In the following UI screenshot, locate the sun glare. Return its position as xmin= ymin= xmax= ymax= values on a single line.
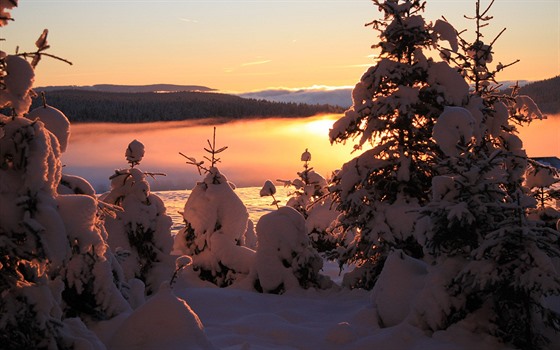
xmin=302 ymin=117 xmax=337 ymax=136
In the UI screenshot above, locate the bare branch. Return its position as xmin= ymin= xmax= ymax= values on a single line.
xmin=145 ymin=172 xmax=167 ymax=180
xmin=480 ymin=0 xmax=495 ymax=18
xmin=489 ymin=27 xmax=507 ymax=47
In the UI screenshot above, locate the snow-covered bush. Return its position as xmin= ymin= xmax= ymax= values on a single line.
xmin=277 ymin=149 xmax=339 ymax=253
xmin=173 ymin=167 xmax=255 ymax=287
xmin=253 ymin=206 xmax=333 ymax=293
xmin=525 ymin=160 xmax=560 ymax=229
xmin=0 ymin=6 xmax=129 ymax=347
xmin=329 ymin=0 xmax=467 ymax=289
xmin=174 ymin=129 xmax=255 ymax=287
xmin=100 ymin=140 xmax=174 ymax=295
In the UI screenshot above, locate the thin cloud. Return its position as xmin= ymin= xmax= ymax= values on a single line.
xmin=241 ymin=60 xmax=272 ymax=67
xmin=179 ymin=18 xmax=198 ymax=23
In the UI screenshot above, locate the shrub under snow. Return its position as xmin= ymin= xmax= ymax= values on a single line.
xmin=100 ymin=140 xmax=174 ymax=296
xmin=253 ymin=206 xmax=333 ymax=294
xmin=173 ymin=167 xmax=255 ymax=287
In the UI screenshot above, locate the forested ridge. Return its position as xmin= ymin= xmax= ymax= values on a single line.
xmin=517 ymin=75 xmax=560 ymax=114
xmin=28 ymin=89 xmax=344 ymax=123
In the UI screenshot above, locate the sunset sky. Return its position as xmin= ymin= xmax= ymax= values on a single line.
xmin=2 ymin=0 xmax=559 ymax=92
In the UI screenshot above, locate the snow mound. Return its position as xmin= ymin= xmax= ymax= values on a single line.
xmin=26 ymin=104 xmax=71 ymax=152
xmin=108 ymin=285 xmax=215 ymax=350
xmin=255 ymin=206 xmax=332 ymax=293
xmin=371 ymin=250 xmax=427 ymax=327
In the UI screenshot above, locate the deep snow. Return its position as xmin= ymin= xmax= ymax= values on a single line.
xmin=136 ymin=188 xmax=519 ymax=350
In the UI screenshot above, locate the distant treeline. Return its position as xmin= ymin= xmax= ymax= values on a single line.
xmin=517 ymin=76 xmax=560 ymax=115
xmin=27 ymin=90 xmax=344 ymax=123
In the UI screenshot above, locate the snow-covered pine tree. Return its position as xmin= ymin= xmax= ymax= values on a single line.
xmin=277 ymin=149 xmax=339 ymax=253
xmin=424 ymin=109 xmax=507 ymax=260
xmin=418 ymin=1 xmax=560 ymax=347
xmin=100 ymin=140 xmax=174 ymax=296
xmin=0 ymin=5 xmax=129 ymax=347
xmin=329 ymin=0 xmax=469 ymax=289
xmin=173 ymin=128 xmax=255 ymax=287
xmin=0 ymin=115 xmax=75 ymax=349
xmin=278 ymin=148 xmax=324 ymax=217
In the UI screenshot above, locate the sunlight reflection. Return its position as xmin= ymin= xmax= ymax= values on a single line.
xmin=301 ymin=117 xmax=337 ymax=136
xmin=516 ymin=114 xmax=560 ymax=158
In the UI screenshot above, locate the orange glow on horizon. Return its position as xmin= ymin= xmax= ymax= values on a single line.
xmin=62 ymin=113 xmax=559 ymax=192
xmin=62 ymin=115 xmax=358 ymax=191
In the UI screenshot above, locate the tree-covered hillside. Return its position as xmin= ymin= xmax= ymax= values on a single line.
xmin=27 ymin=90 xmax=343 ymax=123
xmin=517 ymin=76 xmax=560 ymax=115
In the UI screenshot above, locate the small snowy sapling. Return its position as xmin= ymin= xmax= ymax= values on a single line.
xmin=277 ymin=149 xmax=339 ymax=253
xmin=260 ymin=179 xmax=280 ymax=209
xmin=525 ymin=160 xmax=560 ymax=229
xmin=174 ymin=128 xmax=255 ymax=287
xmin=100 ymin=139 xmax=174 ymax=296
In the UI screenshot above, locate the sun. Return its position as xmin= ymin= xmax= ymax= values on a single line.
xmin=302 ymin=117 xmax=337 ymax=137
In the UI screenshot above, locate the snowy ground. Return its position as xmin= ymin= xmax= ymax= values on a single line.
xmin=174 ymin=286 xmax=509 ymax=350
xmin=131 ymin=188 xmax=514 ymax=350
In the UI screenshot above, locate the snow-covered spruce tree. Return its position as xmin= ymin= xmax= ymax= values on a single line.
xmin=0 ymin=116 xmax=75 ymax=349
xmin=417 ymin=1 xmax=560 ymax=348
xmin=329 ymin=0 xmax=468 ymax=289
xmin=99 ymin=140 xmax=174 ymax=296
xmin=277 ymin=149 xmax=339 ymax=253
xmin=423 ymin=108 xmax=507 ymax=260
xmin=278 ymin=148 xmax=325 ymax=217
xmin=173 ymin=128 xmax=255 ymax=287
xmin=0 ymin=5 xmax=129 ymax=347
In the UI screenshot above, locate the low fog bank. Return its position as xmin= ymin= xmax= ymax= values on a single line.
xmin=61 ymin=113 xmax=558 ymax=193
xmin=62 ymin=115 xmax=354 ymax=192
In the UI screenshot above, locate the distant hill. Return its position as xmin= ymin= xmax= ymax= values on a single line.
xmin=238 ymin=87 xmax=353 ymax=109
xmin=236 ymin=81 xmax=536 ymax=110
xmin=35 ymin=84 xmax=215 ymax=93
xmin=29 ymin=90 xmax=343 ymax=123
xmin=517 ymin=76 xmax=560 ymax=115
